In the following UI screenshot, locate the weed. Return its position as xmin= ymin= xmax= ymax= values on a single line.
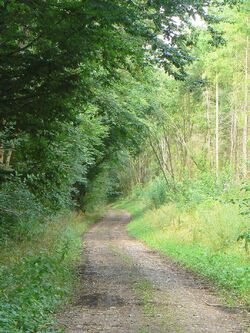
xmin=134 ymin=279 xmax=155 ymax=314
xmin=137 ymin=328 xmax=150 ymax=333
xmin=0 ymin=212 xmax=93 ymax=333
xmin=120 ymin=195 xmax=250 ymax=305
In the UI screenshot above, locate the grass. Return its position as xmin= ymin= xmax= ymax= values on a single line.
xmin=134 ymin=279 xmax=155 ymax=314
xmin=137 ymin=329 xmax=150 ymax=333
xmin=133 ymin=275 xmax=182 ymax=332
xmin=0 ymin=210 xmax=100 ymax=333
xmin=134 ymin=279 xmax=158 ymax=333
xmin=115 ymin=198 xmax=250 ymax=305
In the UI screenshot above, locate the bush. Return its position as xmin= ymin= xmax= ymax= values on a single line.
xmin=121 ymin=174 xmax=250 ymax=304
xmin=124 ymin=198 xmax=250 ymax=304
xmin=143 ymin=176 xmax=167 ymax=208
xmin=83 ymin=161 xmax=125 ymax=211
xmin=196 ymin=202 xmax=248 ymax=251
xmin=83 ymin=165 xmax=112 ymax=211
xmin=0 ymin=212 xmax=87 ymax=333
xmin=0 ymin=179 xmax=46 ymax=244
xmin=130 ymin=183 xmax=143 ymax=199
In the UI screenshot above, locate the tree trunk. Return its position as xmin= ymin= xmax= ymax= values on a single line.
xmin=230 ymin=108 xmax=237 ymax=174
xmin=242 ymin=35 xmax=249 ymax=178
xmin=205 ymin=88 xmax=211 ymax=167
xmin=215 ymin=76 xmax=219 ymax=180
xmin=164 ymin=131 xmax=175 ymax=180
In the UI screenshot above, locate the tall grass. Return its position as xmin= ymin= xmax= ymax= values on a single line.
xmin=0 ymin=212 xmax=96 ymax=333
xmin=116 ymin=175 xmax=250 ymax=305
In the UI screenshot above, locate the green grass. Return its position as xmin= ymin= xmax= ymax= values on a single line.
xmin=0 ymin=211 xmax=99 ymax=333
xmin=137 ymin=329 xmax=150 ymax=333
xmin=134 ymin=279 xmax=155 ymax=314
xmin=116 ymin=198 xmax=250 ymax=305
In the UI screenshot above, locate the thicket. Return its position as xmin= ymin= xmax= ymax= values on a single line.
xmin=0 ymin=212 xmax=94 ymax=333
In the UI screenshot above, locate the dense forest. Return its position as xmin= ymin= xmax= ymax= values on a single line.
xmin=0 ymin=1 xmax=249 ymax=332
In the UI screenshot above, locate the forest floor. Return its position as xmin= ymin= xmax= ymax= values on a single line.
xmin=57 ymin=209 xmax=249 ymax=333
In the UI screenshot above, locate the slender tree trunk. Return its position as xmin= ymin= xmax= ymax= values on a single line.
xmin=215 ymin=76 xmax=219 ymax=180
xmin=5 ymin=148 xmax=13 ymax=167
xmin=0 ymin=147 xmax=3 ymax=164
xmin=0 ymin=118 xmax=5 ymax=164
xmin=164 ymin=132 xmax=175 ymax=180
xmin=235 ymin=125 xmax=240 ymax=179
xmin=156 ymin=135 xmax=173 ymax=180
xmin=160 ymin=136 xmax=167 ymax=171
xmin=148 ymin=135 xmax=171 ymax=188
xmin=230 ymin=108 xmax=237 ymax=173
xmin=242 ymin=35 xmax=249 ymax=178
xmin=205 ymin=88 xmax=211 ymax=167
xmin=182 ymin=95 xmax=188 ymax=171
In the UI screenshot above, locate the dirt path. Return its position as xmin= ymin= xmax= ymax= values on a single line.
xmin=58 ymin=209 xmax=249 ymax=333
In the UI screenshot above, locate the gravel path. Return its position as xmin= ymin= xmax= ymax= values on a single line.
xmin=57 ymin=209 xmax=249 ymax=333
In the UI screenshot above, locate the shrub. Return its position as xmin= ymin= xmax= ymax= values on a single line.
xmin=121 ymin=173 xmax=250 ymax=304
xmin=0 ymin=179 xmax=46 ymax=244
xmin=0 ymin=213 xmax=87 ymax=333
xmin=143 ymin=176 xmax=167 ymax=208
xmin=131 ymin=183 xmax=144 ymax=199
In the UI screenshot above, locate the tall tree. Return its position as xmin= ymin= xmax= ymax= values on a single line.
xmin=242 ymin=34 xmax=249 ymax=178
xmin=215 ymin=75 xmax=220 ymax=179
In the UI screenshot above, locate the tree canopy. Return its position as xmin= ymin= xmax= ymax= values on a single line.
xmin=0 ymin=0 xmax=246 ymax=229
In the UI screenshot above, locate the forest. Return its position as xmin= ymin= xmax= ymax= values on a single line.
xmin=0 ymin=1 xmax=249 ymax=332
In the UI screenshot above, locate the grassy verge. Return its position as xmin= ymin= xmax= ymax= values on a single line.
xmin=0 ymin=210 xmax=100 ymax=333
xmin=115 ymin=199 xmax=250 ymax=305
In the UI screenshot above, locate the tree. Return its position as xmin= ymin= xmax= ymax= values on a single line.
xmin=0 ymin=0 xmax=243 ymax=221
xmin=242 ymin=34 xmax=249 ymax=178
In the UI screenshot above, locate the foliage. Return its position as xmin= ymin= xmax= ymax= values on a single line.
xmin=0 ymin=178 xmax=46 ymax=243
xmin=0 ymin=1 xmax=249 ymax=330
xmin=0 ymin=212 xmax=90 ymax=333
xmin=112 ymin=7 xmax=250 ymax=309
xmin=83 ymin=163 xmax=113 ymax=211
xmin=143 ymin=176 xmax=168 ymax=209
xmin=237 ymin=230 xmax=250 ymax=253
xmin=0 ymin=0 xmax=239 ymax=221
xmin=117 ymin=182 xmax=250 ymax=304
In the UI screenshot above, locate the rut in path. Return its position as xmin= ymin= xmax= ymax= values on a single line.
xmin=57 ymin=209 xmax=249 ymax=333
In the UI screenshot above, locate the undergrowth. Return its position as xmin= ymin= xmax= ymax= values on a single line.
xmin=115 ymin=175 xmax=250 ymax=305
xmin=0 ymin=211 xmax=98 ymax=333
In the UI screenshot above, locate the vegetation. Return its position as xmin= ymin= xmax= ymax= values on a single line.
xmin=0 ymin=0 xmax=249 ymax=331
xmin=0 ymin=0 xmax=242 ymax=222
xmin=0 ymin=211 xmax=99 ymax=333
xmin=113 ymin=3 xmax=250 ymax=306
xmin=116 ymin=176 xmax=250 ymax=304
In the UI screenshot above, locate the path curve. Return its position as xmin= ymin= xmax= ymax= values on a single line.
xmin=58 ymin=209 xmax=249 ymax=333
